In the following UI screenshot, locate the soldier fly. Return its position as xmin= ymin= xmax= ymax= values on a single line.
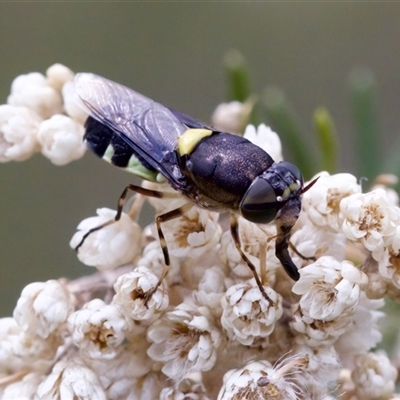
xmin=74 ymin=73 xmax=317 ymax=305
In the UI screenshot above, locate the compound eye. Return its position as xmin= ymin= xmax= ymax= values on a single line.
xmin=278 ymin=161 xmax=303 ymax=184
xmin=240 ymin=177 xmax=279 ymax=224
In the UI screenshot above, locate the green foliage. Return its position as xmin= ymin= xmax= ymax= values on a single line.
xmin=222 ymin=51 xmax=400 ymax=188
xmin=350 ymin=68 xmax=381 ymax=182
xmin=262 ymin=86 xmax=315 ymax=179
xmin=314 ymin=107 xmax=338 ymax=174
xmin=224 ymin=49 xmax=251 ymax=103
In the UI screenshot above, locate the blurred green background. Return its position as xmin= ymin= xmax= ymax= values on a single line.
xmin=1 ymin=3 xmax=400 ymax=316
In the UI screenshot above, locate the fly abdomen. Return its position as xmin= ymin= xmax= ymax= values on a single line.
xmin=84 ymin=116 xmax=159 ymax=181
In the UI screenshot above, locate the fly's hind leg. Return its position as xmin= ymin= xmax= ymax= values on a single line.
xmin=74 ymin=183 xmax=192 ymax=305
xmin=74 ymin=184 xmax=179 ymax=251
xmin=230 ymin=214 xmax=274 ymax=306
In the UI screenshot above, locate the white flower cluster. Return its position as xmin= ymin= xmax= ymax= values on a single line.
xmin=1 ymin=66 xmax=400 ymax=399
xmin=0 ymin=64 xmax=86 ymax=165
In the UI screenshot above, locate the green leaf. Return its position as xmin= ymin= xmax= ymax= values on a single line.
xmin=350 ymin=68 xmax=381 ymax=181
xmin=224 ymin=49 xmax=251 ymax=103
xmin=313 ymin=107 xmax=338 ymax=173
xmin=263 ymin=86 xmax=315 ymax=179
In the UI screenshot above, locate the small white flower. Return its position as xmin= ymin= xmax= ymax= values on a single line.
xmin=294 ymin=345 xmax=341 ymax=393
xmin=0 ymin=105 xmax=41 ymax=162
xmin=0 ymin=320 xmax=56 ymax=377
xmin=166 ymin=207 xmax=222 ymax=260
xmin=221 ymin=282 xmax=282 ymax=346
xmin=373 ymin=226 xmax=400 ymax=288
xmin=371 ymin=174 xmax=399 ymax=207
xmin=88 ymin=336 xmax=154 ymax=395
xmin=13 ymin=280 xmax=75 ymax=339
xmin=62 ymin=80 xmax=89 ymax=125
xmin=302 ymin=172 xmax=361 ymax=232
xmin=193 ymin=266 xmax=228 ymax=317
xmin=341 ymin=189 xmax=400 ymax=252
xmin=13 ymin=331 xmax=62 ymax=363
xmin=293 ymin=256 xmax=367 ymax=321
xmin=335 ymin=292 xmax=384 ymax=358
xmin=361 ymin=255 xmax=390 ymax=299
xmin=352 ymin=352 xmax=397 ymax=400
xmin=147 ymin=303 xmax=222 ymax=381
xmin=290 ymin=222 xmax=346 ymax=268
xmin=36 ymin=356 xmax=106 ymax=400
xmin=70 ymin=208 xmax=142 ymax=271
xmin=371 ymin=184 xmax=399 ymax=207
xmin=379 ymin=255 xmax=400 ymax=289
xmin=160 ymin=378 xmax=210 ymax=400
xmin=113 ymin=266 xmax=169 ymax=321
xmin=211 ymin=100 xmax=253 ymax=135
xmin=218 ymin=357 xmax=309 ymax=400
xmin=37 ymin=114 xmax=86 ymax=165
xmin=0 ymin=317 xmax=28 ymax=375
xmin=336 ymin=368 xmax=357 ymax=400
xmin=2 ymin=372 xmax=43 ymax=400
xmin=7 ymin=72 xmax=63 ymax=119
xmin=290 ymin=303 xmax=350 ymax=348
xmin=105 ymin=371 xmax=167 ymax=400
xmin=243 ymin=124 xmax=283 ymax=162
xmin=46 ymin=63 xmax=74 ymax=92
xmin=67 ymin=298 xmax=131 ymax=360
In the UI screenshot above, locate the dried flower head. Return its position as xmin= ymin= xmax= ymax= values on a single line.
xmin=37 ymin=114 xmax=86 ymax=165
xmin=147 ymin=303 xmax=222 ymax=381
xmin=69 ymin=208 xmax=142 ymax=271
xmin=302 ymin=172 xmax=361 ymax=232
xmin=211 ymin=99 xmax=254 ymax=135
xmin=221 ymin=282 xmax=282 ymax=346
xmin=0 ymin=105 xmax=41 ymax=162
xmin=7 ymin=71 xmax=63 ymax=119
xmin=1 ymin=65 xmax=400 ymax=399
xmin=13 ymin=279 xmax=75 ymax=339
xmin=67 ymin=298 xmax=132 ymax=360
xmin=218 ymin=355 xmax=309 ymax=400
xmin=352 ymin=352 xmax=398 ymax=400
xmin=113 ymin=266 xmax=169 ymax=320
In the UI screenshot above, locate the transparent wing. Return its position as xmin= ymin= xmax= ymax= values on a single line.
xmin=75 ymin=73 xmax=204 ymax=188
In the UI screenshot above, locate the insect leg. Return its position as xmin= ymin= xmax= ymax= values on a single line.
xmin=274 ymin=197 xmax=301 ymax=281
xmin=272 ymin=177 xmax=319 ymax=278
xmin=143 ymin=202 xmax=193 ymax=304
xmin=288 ymin=242 xmax=316 ymax=262
xmin=230 ymin=214 xmax=274 ymax=306
xmin=155 ymin=202 xmax=193 ymax=265
xmin=75 ymin=184 xmax=178 ymax=251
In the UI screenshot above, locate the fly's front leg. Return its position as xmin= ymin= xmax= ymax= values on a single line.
xmin=288 ymin=241 xmax=316 ymax=262
xmin=274 ymin=197 xmax=301 ymax=281
xmin=74 ymin=184 xmax=178 ymax=251
xmin=230 ymin=214 xmax=274 ymax=306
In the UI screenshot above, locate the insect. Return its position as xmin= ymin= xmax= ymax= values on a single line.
xmin=74 ymin=73 xmax=317 ymax=305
